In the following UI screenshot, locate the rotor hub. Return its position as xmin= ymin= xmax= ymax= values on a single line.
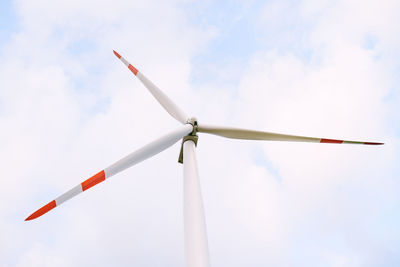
xmin=179 ymin=117 xmax=199 ymax=163
xmin=186 ymin=117 xmax=198 ymax=136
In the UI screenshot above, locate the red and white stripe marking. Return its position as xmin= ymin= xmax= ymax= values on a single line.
xmin=25 ymin=171 xmax=107 ymax=221
xmin=113 ymin=50 xmax=189 ymax=124
xmin=113 ymin=50 xmax=138 ymax=75
xmin=25 ymin=125 xmax=194 ymax=221
xmin=320 ymin=138 xmax=383 ymax=145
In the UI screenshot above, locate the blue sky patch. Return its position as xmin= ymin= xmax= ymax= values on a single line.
xmin=0 ymin=0 xmax=17 ymax=49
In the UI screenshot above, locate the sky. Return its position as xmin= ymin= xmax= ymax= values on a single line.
xmin=1 ymin=0 xmax=399 ymax=266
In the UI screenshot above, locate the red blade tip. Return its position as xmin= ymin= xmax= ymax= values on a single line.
xmin=364 ymin=142 xmax=384 ymax=145
xmin=113 ymin=50 xmax=121 ymax=59
xmin=25 ymin=200 xmax=56 ymax=221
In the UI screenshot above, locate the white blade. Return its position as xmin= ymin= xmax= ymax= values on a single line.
xmin=197 ymin=123 xmax=384 ymax=145
xmin=114 ymin=50 xmax=188 ymax=124
xmin=25 ymin=124 xmax=193 ymax=221
xmin=183 ymin=139 xmax=211 ymax=267
xmin=105 ymin=124 xmax=193 ymax=177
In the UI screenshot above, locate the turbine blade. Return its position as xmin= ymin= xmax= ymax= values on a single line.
xmin=25 ymin=124 xmax=193 ymax=221
xmin=113 ymin=50 xmax=188 ymax=124
xmin=197 ymin=124 xmax=384 ymax=145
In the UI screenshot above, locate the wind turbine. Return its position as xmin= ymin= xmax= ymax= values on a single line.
xmin=26 ymin=50 xmax=383 ymax=267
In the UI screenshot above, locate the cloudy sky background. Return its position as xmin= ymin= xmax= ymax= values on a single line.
xmin=1 ymin=0 xmax=399 ymax=266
